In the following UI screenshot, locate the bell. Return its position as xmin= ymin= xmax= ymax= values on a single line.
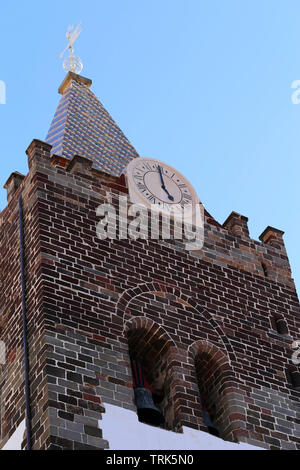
xmin=202 ymin=408 xmax=220 ymax=437
xmin=200 ymin=394 xmax=220 ymax=438
xmin=134 ymin=387 xmax=165 ymax=426
xmin=131 ymin=360 xmax=165 ymax=426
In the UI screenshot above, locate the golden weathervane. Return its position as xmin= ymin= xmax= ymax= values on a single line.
xmin=60 ymin=23 xmax=83 ymax=74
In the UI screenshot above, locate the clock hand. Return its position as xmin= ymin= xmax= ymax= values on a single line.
xmin=165 ymin=190 xmax=174 ymax=201
xmin=157 ymin=166 xmax=174 ymax=201
xmin=157 ymin=165 xmax=165 ymax=187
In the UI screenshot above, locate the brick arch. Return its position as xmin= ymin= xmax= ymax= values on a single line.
xmin=115 ymin=280 xmax=207 ymax=317
xmin=124 ymin=316 xmax=176 ymax=349
xmin=116 ymin=281 xmax=168 ymax=318
xmin=188 ymin=339 xmax=231 ymax=368
xmin=119 ymin=284 xmax=247 ymax=439
xmin=116 ymin=281 xmax=237 ymax=365
xmin=187 ymin=339 xmax=247 ymax=443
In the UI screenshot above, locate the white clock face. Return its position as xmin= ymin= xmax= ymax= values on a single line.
xmin=126 ymin=158 xmax=198 ymax=214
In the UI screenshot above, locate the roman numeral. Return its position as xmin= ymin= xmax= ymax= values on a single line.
xmin=181 ymin=200 xmax=190 ymax=206
xmin=147 ymin=194 xmax=156 ymax=203
xmin=142 ymin=163 xmax=152 ymax=171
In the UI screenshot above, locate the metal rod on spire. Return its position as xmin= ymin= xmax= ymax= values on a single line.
xmin=60 ymin=23 xmax=83 ymax=75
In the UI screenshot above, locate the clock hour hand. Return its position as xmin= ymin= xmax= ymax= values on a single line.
xmin=157 ymin=166 xmax=174 ymax=201
xmin=164 ymin=190 xmax=174 ymax=201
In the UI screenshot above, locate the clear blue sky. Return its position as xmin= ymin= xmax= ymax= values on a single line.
xmin=0 ymin=1 xmax=299 ymax=294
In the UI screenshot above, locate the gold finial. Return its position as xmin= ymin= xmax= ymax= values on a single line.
xmin=60 ymin=23 xmax=83 ymax=75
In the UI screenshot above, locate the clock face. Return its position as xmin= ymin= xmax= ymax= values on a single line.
xmin=126 ymin=158 xmax=199 ymax=214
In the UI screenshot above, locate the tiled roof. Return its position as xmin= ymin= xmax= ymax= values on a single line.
xmin=46 ymin=72 xmax=139 ymax=176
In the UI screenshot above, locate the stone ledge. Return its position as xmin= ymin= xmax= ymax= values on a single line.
xmin=58 ymin=72 xmax=92 ymax=95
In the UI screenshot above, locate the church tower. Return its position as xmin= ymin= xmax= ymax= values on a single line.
xmin=0 ymin=70 xmax=299 ymax=451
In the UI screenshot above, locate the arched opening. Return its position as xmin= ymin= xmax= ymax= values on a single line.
xmin=261 ymin=262 xmax=268 ymax=277
xmin=194 ymin=350 xmax=224 ymax=437
xmin=286 ymin=366 xmax=300 ymax=389
xmin=191 ymin=341 xmax=245 ymax=442
xmin=126 ymin=319 xmax=177 ymax=430
xmin=271 ymin=314 xmax=288 ymax=335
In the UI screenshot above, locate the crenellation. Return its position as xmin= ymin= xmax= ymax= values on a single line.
xmin=223 ymin=211 xmax=250 ymax=238
xmin=0 ymin=74 xmax=299 ymax=451
xmin=26 ymin=139 xmax=52 ymax=170
xmin=3 ymin=172 xmax=26 ymax=203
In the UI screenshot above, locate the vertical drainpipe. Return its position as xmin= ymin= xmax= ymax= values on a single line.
xmin=18 ymin=196 xmax=32 ymax=450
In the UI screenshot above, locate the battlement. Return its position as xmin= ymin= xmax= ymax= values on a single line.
xmin=0 ymin=138 xmax=299 ymax=450
xmin=2 ymin=139 xmax=295 ymax=289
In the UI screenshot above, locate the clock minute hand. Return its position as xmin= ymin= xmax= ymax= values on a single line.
xmin=157 ymin=165 xmax=165 ymax=187
xmin=157 ymin=166 xmax=174 ymax=201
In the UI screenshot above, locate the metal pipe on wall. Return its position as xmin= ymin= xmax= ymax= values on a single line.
xmin=18 ymin=197 xmax=32 ymax=450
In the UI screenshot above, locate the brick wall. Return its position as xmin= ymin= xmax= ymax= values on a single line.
xmin=0 ymin=140 xmax=299 ymax=450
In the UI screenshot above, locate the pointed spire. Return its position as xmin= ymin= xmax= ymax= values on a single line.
xmin=46 ymin=72 xmax=139 ymax=176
